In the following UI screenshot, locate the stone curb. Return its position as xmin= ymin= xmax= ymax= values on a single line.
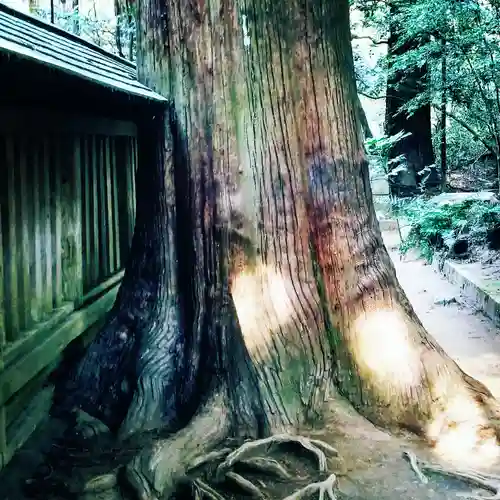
xmin=434 ymin=259 xmax=500 ymax=328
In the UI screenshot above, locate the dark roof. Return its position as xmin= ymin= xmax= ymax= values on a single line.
xmin=0 ymin=2 xmax=167 ymax=102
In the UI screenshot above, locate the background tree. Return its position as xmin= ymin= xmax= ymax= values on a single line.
xmin=29 ymin=0 xmax=500 ymax=499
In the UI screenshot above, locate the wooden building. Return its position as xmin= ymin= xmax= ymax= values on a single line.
xmin=0 ymin=3 xmax=166 ymax=469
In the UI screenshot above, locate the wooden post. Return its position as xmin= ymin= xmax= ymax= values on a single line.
xmin=111 ymin=138 xmax=121 ymax=272
xmin=19 ymin=139 xmax=32 ymax=331
xmin=5 ymin=138 xmax=19 ymax=341
xmin=41 ymin=139 xmax=53 ymax=316
xmin=61 ymin=137 xmax=83 ymax=305
xmin=91 ymin=136 xmax=100 ymax=287
xmin=116 ymin=138 xmax=131 ymax=265
xmin=99 ymin=138 xmax=109 ymax=279
xmin=52 ymin=140 xmax=63 ymax=308
xmin=82 ymin=136 xmax=91 ymax=292
xmin=32 ymin=141 xmax=44 ymax=324
xmin=130 ymin=137 xmax=137 ymax=239
xmin=0 ymin=196 xmax=7 ymax=470
xmin=105 ymin=138 xmax=115 ymax=275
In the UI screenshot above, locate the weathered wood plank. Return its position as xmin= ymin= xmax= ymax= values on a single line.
xmin=91 ymin=136 xmax=100 ymax=287
xmin=98 ymin=138 xmax=109 ymax=279
xmin=0 ymin=147 xmax=5 ymax=347
xmin=31 ymin=141 xmax=44 ymax=324
xmin=41 ymin=138 xmax=53 ymax=316
xmin=82 ymin=136 xmax=91 ymax=292
xmin=110 ymin=138 xmax=121 ymax=271
xmin=18 ymin=138 xmax=31 ymax=331
xmin=105 ymin=138 xmax=115 ymax=275
xmin=80 ymin=270 xmax=124 ymax=307
xmin=5 ymin=361 xmax=56 ymax=428
xmin=4 ymin=303 xmax=74 ymax=369
xmin=4 ymin=386 xmax=54 ymax=467
xmin=52 ymin=140 xmax=63 ymax=308
xmin=130 ymin=137 xmax=137 ymax=239
xmin=0 ymin=177 xmax=6 ymax=469
xmin=5 ymin=137 xmax=19 ymax=341
xmin=116 ymin=138 xmax=131 ymax=263
xmin=0 ymin=284 xmax=120 ymax=407
xmin=61 ymin=137 xmax=83 ymax=304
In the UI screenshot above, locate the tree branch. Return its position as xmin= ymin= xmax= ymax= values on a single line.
xmin=351 ymin=35 xmax=388 ymax=45
xmin=431 ymin=105 xmax=497 ymax=155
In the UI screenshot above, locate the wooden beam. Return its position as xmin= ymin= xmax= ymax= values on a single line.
xmin=32 ymin=140 xmax=44 ymax=324
xmin=110 ymin=138 xmax=121 ymax=272
xmin=0 ymin=283 xmax=119 ymax=407
xmin=0 ymin=108 xmax=138 ymax=138
xmin=105 ymin=138 xmax=115 ymax=275
xmin=61 ymin=136 xmax=83 ymax=304
xmin=82 ymin=136 xmax=91 ymax=292
xmin=0 ymin=195 xmax=6 ymax=469
xmin=98 ymin=138 xmax=109 ymax=279
xmin=41 ymin=138 xmax=53 ymax=317
xmin=91 ymin=136 xmax=100 ymax=287
xmin=5 ymin=137 xmax=19 ymax=340
xmin=52 ymin=141 xmax=63 ymax=308
xmin=18 ymin=138 xmax=32 ymax=331
xmin=3 ymin=386 xmax=53 ymax=468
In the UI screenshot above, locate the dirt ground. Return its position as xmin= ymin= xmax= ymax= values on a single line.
xmin=2 ymin=229 xmax=500 ymax=499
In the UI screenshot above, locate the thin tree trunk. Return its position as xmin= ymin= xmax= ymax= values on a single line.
xmin=385 ymin=1 xmax=437 ymax=196
xmin=440 ymin=38 xmax=447 ymax=192
xmin=114 ymin=0 xmax=124 ymax=58
xmin=357 ymin=95 xmax=373 ymax=139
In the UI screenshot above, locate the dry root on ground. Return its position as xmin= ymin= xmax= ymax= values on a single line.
xmin=404 ymin=450 xmax=500 ymax=500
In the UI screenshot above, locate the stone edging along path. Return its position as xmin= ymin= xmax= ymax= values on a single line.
xmin=434 ymin=259 xmax=500 ymax=329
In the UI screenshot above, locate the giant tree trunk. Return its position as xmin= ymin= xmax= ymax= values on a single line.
xmin=385 ymin=2 xmax=437 ymax=197
xmin=32 ymin=0 xmax=500 ymax=498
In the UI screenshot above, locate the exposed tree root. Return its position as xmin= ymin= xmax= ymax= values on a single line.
xmin=216 ymin=433 xmax=338 ymax=479
xmin=404 ymin=450 xmax=500 ymax=499
xmin=193 ymin=434 xmax=339 ymax=499
xmin=283 ymin=473 xmax=338 ymax=500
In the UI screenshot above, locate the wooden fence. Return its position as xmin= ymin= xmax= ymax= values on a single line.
xmin=0 ymin=108 xmax=137 ymax=468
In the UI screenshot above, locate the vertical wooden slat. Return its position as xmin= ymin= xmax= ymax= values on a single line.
xmin=82 ymin=137 xmax=91 ymax=292
xmin=116 ymin=138 xmax=131 ymax=264
xmin=61 ymin=136 xmax=83 ymax=305
xmin=130 ymin=137 xmax=137 ymax=238
xmin=105 ymin=138 xmax=115 ymax=275
xmin=99 ymin=138 xmax=109 ymax=279
xmin=0 ymin=180 xmax=7 ymax=470
xmin=32 ymin=142 xmax=43 ymax=324
xmin=5 ymin=138 xmax=19 ymax=341
xmin=41 ymin=138 xmax=53 ymax=316
xmin=110 ymin=138 xmax=121 ymax=271
xmin=19 ymin=139 xmax=31 ymax=331
xmin=52 ymin=140 xmax=63 ymax=308
xmin=91 ymin=136 xmax=100 ymax=286
xmin=0 ymin=157 xmax=5 ymax=347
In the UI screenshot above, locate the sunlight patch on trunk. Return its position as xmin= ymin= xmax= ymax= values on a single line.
xmin=352 ymin=309 xmax=422 ymax=388
xmin=427 ymin=390 xmax=499 ymax=468
xmin=231 ymin=265 xmax=296 ymax=353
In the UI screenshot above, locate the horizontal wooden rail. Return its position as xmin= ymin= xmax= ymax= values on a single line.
xmin=0 ymin=108 xmax=137 ymax=137
xmin=0 ymin=282 xmax=120 ymax=407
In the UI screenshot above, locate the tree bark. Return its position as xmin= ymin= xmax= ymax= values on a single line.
xmin=385 ymin=1 xmax=437 ymax=197
xmin=34 ymin=0 xmax=500 ymax=498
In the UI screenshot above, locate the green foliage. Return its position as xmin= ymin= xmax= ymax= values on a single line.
xmin=395 ymin=197 xmax=500 ymax=261
xmin=353 ymin=0 xmax=500 ymax=186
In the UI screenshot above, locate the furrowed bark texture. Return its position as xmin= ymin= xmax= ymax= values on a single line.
xmin=56 ymin=2 xmax=500 ymax=493
xmin=233 ymin=0 xmax=500 ymax=446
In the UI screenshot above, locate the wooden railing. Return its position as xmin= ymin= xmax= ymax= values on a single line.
xmin=0 ymin=109 xmax=137 ymax=468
